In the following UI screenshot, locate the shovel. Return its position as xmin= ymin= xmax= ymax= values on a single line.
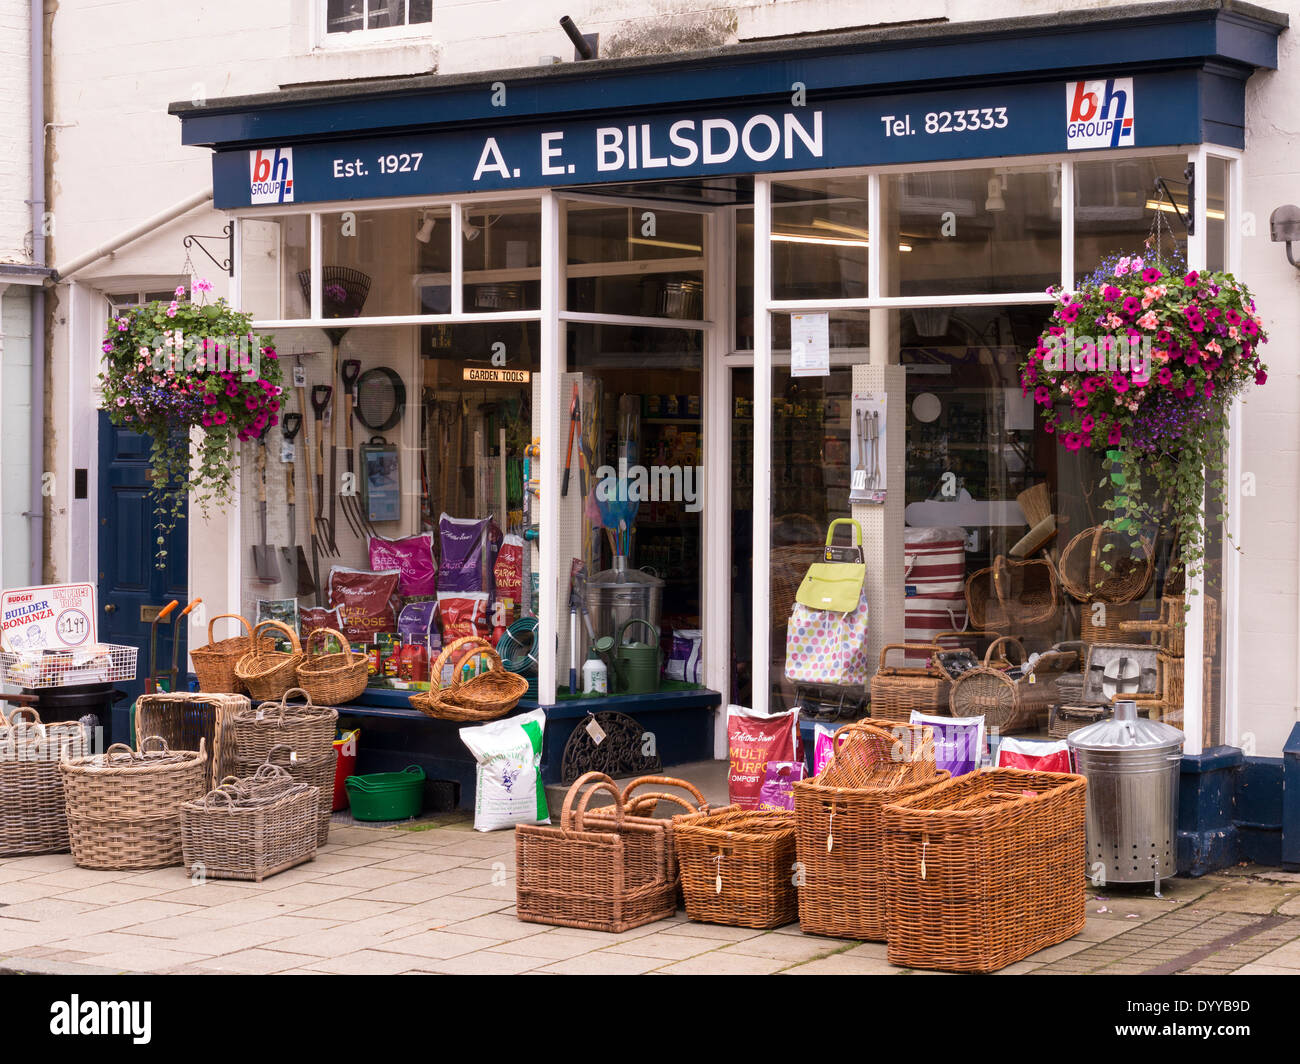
xmin=279 ymin=413 xmax=315 ymax=597
xmin=251 ymin=435 xmax=280 ymax=583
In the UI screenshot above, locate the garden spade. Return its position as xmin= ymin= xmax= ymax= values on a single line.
xmin=279 ymin=413 xmax=314 ymax=597
xmin=251 ymin=432 xmax=280 ymax=583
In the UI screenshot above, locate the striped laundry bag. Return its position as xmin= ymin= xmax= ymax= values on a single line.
xmin=903 ymin=529 xmax=968 ymax=664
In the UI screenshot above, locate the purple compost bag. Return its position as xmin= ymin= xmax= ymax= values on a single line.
xmin=438 ymin=514 xmax=493 ymax=594
xmin=757 ymin=761 xmax=806 ymax=812
xmin=908 ymin=711 xmax=986 ymax=777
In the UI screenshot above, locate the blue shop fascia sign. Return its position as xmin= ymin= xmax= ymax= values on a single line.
xmin=216 ymin=68 xmax=1209 ymax=210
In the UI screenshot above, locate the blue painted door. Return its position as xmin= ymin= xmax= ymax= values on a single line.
xmin=97 ymin=411 xmax=189 ymax=716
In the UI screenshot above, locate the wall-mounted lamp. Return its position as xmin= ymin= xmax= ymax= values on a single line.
xmin=1269 ymin=204 xmax=1300 ymax=269
xmin=415 ymin=212 xmax=437 ymax=244
xmin=462 ymin=217 xmax=481 ymax=242
xmin=985 ymin=175 xmax=1007 ymax=213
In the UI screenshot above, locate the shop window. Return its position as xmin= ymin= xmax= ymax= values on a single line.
xmin=325 ymin=0 xmax=432 ymax=34
xmin=880 ymin=164 xmax=1061 ymax=296
xmin=553 ymin=323 xmax=706 ymax=699
xmin=771 ymin=176 xmax=869 ymax=301
xmin=565 ymin=203 xmax=705 ymax=319
xmin=1206 ymin=155 xmax=1229 ymax=273
xmin=318 ymin=208 xmax=441 ymax=319
xmin=462 ymin=201 xmax=541 ymax=314
xmin=238 ymin=321 xmax=536 ymax=693
xmin=1074 ymin=154 xmax=1189 ymax=276
xmin=734 ymin=206 xmax=754 ymax=350
xmin=239 ymin=215 xmax=311 ymax=321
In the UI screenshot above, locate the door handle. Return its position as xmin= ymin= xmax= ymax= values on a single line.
xmin=104 ymin=604 xmax=117 ymax=614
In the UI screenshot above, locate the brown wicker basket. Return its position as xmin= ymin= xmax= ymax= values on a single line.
xmin=234 ymin=744 xmax=335 ymax=847
xmin=295 ymin=628 xmax=368 ymax=705
xmin=771 ymin=543 xmax=824 ymax=628
xmin=794 ymin=722 xmax=948 ymax=940
xmin=234 ymin=620 xmax=304 ymax=703
xmin=1079 ymin=599 xmax=1141 ymax=647
xmin=229 ymin=688 xmax=338 ymax=766
xmin=965 ymin=555 xmax=1060 ymax=636
xmin=672 ymin=806 xmax=798 ymax=929
xmin=60 ymin=736 xmax=208 ymax=870
xmin=181 ymin=764 xmax=319 ymax=882
xmin=881 ymin=768 xmax=1087 ymax=973
xmin=0 ymin=708 xmax=90 ymax=856
xmin=869 ymin=643 xmax=951 ymax=721
xmin=1058 ymin=526 xmax=1154 ymax=604
xmin=515 ymin=772 xmax=677 ymax=933
xmin=411 ymin=636 xmax=529 ymax=722
xmin=191 ymin=614 xmax=266 ymax=694
xmin=949 ymin=636 xmax=1077 ymax=731
xmin=134 ymin=692 xmax=245 ymax=792
xmin=1119 ymin=595 xmax=1219 ymax=657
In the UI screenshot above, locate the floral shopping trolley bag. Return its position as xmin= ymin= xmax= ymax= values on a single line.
xmin=784 ymin=518 xmax=870 ymax=686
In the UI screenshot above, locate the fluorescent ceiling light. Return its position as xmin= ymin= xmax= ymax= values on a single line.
xmin=627 ymin=237 xmax=703 ymax=253
xmin=1145 ymin=199 xmax=1225 ymax=221
xmin=772 ymin=233 xmax=911 ymax=251
xmin=812 ymin=218 xmax=871 ymax=240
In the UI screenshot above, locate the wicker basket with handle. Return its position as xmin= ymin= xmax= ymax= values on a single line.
xmin=881 ymin=768 xmax=1087 ymax=973
xmin=794 ymin=721 xmax=948 ymax=940
xmin=410 ymin=636 xmax=529 ymax=723
xmin=234 ymin=620 xmax=305 ymax=703
xmin=869 ymin=643 xmax=952 ymax=721
xmin=230 ymin=688 xmax=338 ymax=766
xmin=233 ymin=744 xmax=335 ymax=847
xmin=134 ymin=691 xmax=245 ymax=793
xmin=180 ymin=764 xmax=319 ymax=882
xmin=671 ymin=806 xmax=798 ymax=929
xmin=515 ymin=772 xmax=677 ymax=933
xmin=191 ymin=614 xmax=267 ymax=695
xmin=948 ymin=636 xmax=1076 ymax=731
xmin=59 ymin=736 xmax=208 ymax=870
xmin=0 ymin=706 xmax=90 ymax=856
xmin=295 ymin=628 xmax=368 ymax=705
xmin=1058 ymin=525 xmax=1154 ymax=605
xmin=965 ymin=555 xmax=1060 ymax=636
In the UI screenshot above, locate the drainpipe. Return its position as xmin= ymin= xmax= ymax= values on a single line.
xmin=28 ymin=0 xmax=45 ymax=585
xmin=53 ymin=187 xmax=213 ymax=281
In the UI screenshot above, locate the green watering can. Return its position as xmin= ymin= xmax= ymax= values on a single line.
xmin=614 ymin=618 xmax=661 ymax=694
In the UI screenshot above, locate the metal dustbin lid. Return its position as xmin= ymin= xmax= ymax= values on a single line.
xmin=1067 ymin=700 xmax=1184 ymax=753
xmin=589 ymin=566 xmax=664 ymax=590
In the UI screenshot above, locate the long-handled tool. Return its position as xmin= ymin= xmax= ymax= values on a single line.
xmin=169 ymin=598 xmax=201 ymax=693
xmin=310 ymin=384 xmax=338 ymax=556
xmin=146 ymin=599 xmax=179 ymax=694
xmin=561 ymin=381 xmax=579 ymax=498
xmin=339 ymin=358 xmax=371 ymax=539
xmin=297 ymin=382 xmax=323 ymax=601
xmin=327 ymin=342 xmax=341 ymax=552
xmin=252 ymin=430 xmax=280 ymax=583
xmin=279 ymin=413 xmax=314 ymax=596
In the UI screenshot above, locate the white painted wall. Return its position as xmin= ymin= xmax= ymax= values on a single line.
xmin=0 ymin=0 xmax=32 ymax=265
xmin=42 ymin=0 xmax=1300 ymax=751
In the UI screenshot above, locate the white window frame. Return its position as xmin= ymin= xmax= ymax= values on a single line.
xmin=315 ymin=0 xmax=432 ymax=50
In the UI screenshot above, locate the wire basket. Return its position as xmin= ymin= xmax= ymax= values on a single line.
xmin=0 ymin=644 xmax=137 ymax=689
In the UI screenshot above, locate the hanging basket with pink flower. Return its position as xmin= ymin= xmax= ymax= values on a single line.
xmin=98 ymin=281 xmax=283 ymax=567
xmin=1020 ymin=249 xmax=1267 ymax=582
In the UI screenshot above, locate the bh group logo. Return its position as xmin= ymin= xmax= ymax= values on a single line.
xmin=249 ymin=147 xmax=294 ymax=204
xmin=1066 ymin=78 xmax=1135 ymax=150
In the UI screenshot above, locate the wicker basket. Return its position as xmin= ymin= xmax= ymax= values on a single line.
xmin=794 ymin=722 xmax=948 ymax=940
xmin=949 ymin=636 xmax=1076 ymax=731
xmin=1079 ymin=599 xmax=1140 ymax=647
xmin=882 ymin=768 xmax=1088 ymax=973
xmin=672 ymin=806 xmax=798 ymax=929
xmin=234 ymin=744 xmax=335 ymax=847
xmin=134 ymin=692 xmax=245 ymax=792
xmin=0 ymin=708 xmax=89 ymax=856
xmin=869 ymin=643 xmax=951 ymax=722
xmin=191 ymin=614 xmax=266 ymax=694
xmin=965 ymin=555 xmax=1060 ymax=636
xmin=1119 ymin=595 xmax=1219 ymax=657
xmin=411 ymin=636 xmax=529 ymax=723
xmin=234 ymin=620 xmax=304 ymax=703
xmin=295 ymin=628 xmax=368 ymax=705
xmin=60 ymin=736 xmax=208 ymax=870
xmin=771 ymin=543 xmax=824 ymax=628
xmin=515 ymin=772 xmax=677 ymax=933
xmin=181 ymin=765 xmax=319 ymax=882
xmin=1058 ymin=526 xmax=1154 ymax=605
xmin=230 ymin=688 xmax=338 ymax=766
xmin=580 ymin=775 xmax=710 ymax=900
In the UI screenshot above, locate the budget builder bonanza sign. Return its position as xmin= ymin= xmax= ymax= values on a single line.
xmin=211 ymin=72 xmax=1195 ymax=209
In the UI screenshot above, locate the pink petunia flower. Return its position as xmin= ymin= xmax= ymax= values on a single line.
xmin=1137 ymin=311 xmax=1158 ymax=331
xmin=1141 ymin=267 xmax=1163 ymax=283
xmin=1183 ymin=271 xmax=1200 ymax=287
xmin=1107 ymin=424 xmax=1123 ymax=446
xmin=1111 ymin=373 xmax=1130 ymax=393
xmin=1256 ymin=367 xmax=1268 ymax=385
xmin=1034 ymin=386 xmax=1051 ymax=405
xmin=1080 ymin=414 xmax=1095 ymax=433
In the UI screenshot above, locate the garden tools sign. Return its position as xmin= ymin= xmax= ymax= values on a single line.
xmin=0 ymin=584 xmax=98 ymax=652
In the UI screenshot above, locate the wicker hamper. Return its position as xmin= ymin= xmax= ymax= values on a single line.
xmin=515 ymin=772 xmax=677 ymax=933
xmin=881 ymin=768 xmax=1088 ymax=973
xmin=134 ymin=692 xmax=245 ymax=792
xmin=60 ymin=737 xmax=208 ymax=870
xmin=229 ymin=688 xmax=338 ymax=766
xmin=949 ymin=636 xmax=1076 ymax=731
xmin=295 ymin=628 xmax=369 ymax=706
xmin=0 ymin=708 xmax=89 ymax=856
xmin=794 ymin=721 xmax=948 ymax=940
xmin=869 ymin=644 xmax=951 ymax=722
xmin=191 ymin=614 xmax=267 ymax=694
xmin=181 ymin=764 xmax=319 ymax=882
xmin=672 ymin=806 xmax=798 ymax=929
xmin=235 ymin=744 xmax=335 ymax=847
xmin=233 ymin=620 xmax=304 ymax=703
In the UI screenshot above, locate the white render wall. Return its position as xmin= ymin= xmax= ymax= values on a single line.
xmin=0 ymin=0 xmax=31 ymax=265
xmin=42 ymin=0 xmax=1300 ymax=752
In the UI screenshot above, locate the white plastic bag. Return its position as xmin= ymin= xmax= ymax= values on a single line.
xmin=460 ymin=708 xmax=550 ymax=832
